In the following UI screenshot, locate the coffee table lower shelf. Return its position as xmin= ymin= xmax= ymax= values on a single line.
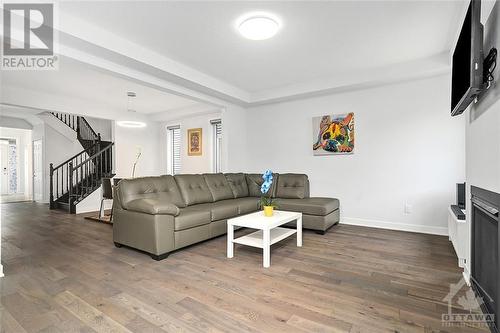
xmin=227 ymin=210 xmax=302 ymax=268
xmin=233 ymin=227 xmax=296 ymax=248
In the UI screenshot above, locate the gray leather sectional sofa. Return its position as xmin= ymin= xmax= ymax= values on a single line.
xmin=113 ymin=173 xmax=339 ymax=260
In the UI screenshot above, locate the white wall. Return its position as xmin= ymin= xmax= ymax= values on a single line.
xmin=30 ymin=122 xmax=83 ymax=203
xmin=221 ymin=104 xmax=248 ymax=172
xmin=31 ymin=123 xmax=45 ymax=201
xmin=165 ymin=112 xmax=222 ymax=174
xmin=0 ymin=127 xmax=33 ymax=197
xmin=113 ymin=120 xmax=165 ymax=178
xmin=463 ymin=0 xmax=500 ymax=280
xmin=85 ymin=116 xmax=113 ymax=141
xmin=245 ymin=75 xmax=465 ymax=235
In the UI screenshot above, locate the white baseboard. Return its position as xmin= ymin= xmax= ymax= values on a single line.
xmin=0 ymin=264 xmax=4 ymax=278
xmin=341 ymin=217 xmax=448 ymax=236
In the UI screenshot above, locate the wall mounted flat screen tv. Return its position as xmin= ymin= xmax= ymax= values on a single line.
xmin=451 ymin=0 xmax=484 ymax=116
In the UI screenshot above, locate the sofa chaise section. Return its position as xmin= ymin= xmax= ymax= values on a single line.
xmin=278 ymin=197 xmax=340 ymax=234
xmin=273 ymin=174 xmax=339 ymax=234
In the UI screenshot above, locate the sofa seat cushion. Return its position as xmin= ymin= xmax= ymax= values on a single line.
xmin=188 ymin=200 xmax=240 ymax=221
xmin=175 ymin=207 xmax=211 ymax=231
xmin=209 ymin=200 xmax=240 ymax=221
xmin=277 ymin=197 xmax=339 ymax=216
xmin=232 ymin=197 xmax=259 ymax=215
xmin=225 ymin=173 xmax=249 ymax=198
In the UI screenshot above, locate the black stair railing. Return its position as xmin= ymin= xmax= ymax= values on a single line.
xmin=77 ymin=116 xmax=99 ymax=142
xmin=51 ymin=111 xmax=100 ymax=150
xmin=50 ymin=142 xmax=114 ymax=213
xmin=48 ymin=111 xmax=114 ymax=213
xmin=69 ymin=143 xmax=114 ymax=208
xmin=51 ymin=112 xmax=78 ymax=131
xmin=49 ymin=142 xmax=99 ymax=208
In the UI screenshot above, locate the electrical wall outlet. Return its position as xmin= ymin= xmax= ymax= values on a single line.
xmin=404 ymin=203 xmax=412 ymax=214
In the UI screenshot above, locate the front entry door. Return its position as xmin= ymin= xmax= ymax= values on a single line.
xmin=0 ymin=140 xmax=9 ymax=195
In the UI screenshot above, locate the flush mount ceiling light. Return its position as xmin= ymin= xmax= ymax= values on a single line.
xmin=236 ymin=12 xmax=281 ymax=40
xmin=117 ymin=121 xmax=147 ymax=128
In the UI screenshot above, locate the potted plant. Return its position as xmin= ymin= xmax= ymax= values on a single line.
xmin=259 ymin=170 xmax=277 ymax=217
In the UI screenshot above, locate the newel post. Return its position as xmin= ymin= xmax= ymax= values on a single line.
xmin=49 ymin=163 xmax=54 ymax=209
xmin=76 ymin=116 xmax=80 ymax=139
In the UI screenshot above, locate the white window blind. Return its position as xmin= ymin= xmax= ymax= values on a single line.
xmin=211 ymin=119 xmax=222 ymax=173
xmin=168 ymin=126 xmax=181 ymax=175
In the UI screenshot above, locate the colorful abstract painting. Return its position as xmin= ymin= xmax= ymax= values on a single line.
xmin=312 ymin=113 xmax=354 ymax=155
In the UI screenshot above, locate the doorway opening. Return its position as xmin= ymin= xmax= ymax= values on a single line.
xmin=0 ymin=128 xmax=33 ymax=203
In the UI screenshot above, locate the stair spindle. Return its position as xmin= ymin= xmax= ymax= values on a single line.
xmin=61 ymin=167 xmax=63 ymax=200
xmin=66 ymin=163 xmax=69 ymax=194
xmin=68 ymin=162 xmax=73 ymax=212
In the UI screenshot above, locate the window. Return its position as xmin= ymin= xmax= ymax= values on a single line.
xmin=167 ymin=125 xmax=181 ymax=175
xmin=211 ymin=119 xmax=222 ymax=173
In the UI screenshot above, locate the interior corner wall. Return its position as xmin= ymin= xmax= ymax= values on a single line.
xmin=463 ymin=0 xmax=500 ymax=279
xmin=113 ymin=120 xmax=164 ymax=178
xmin=245 ymin=74 xmax=465 ymax=235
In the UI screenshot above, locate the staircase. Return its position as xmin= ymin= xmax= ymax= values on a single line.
xmin=49 ymin=112 xmax=114 ymax=213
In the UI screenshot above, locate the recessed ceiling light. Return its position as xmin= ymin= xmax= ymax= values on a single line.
xmin=237 ymin=12 xmax=280 ymax=40
xmin=117 ymin=121 xmax=147 ymax=128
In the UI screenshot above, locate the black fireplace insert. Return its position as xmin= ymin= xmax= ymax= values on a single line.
xmin=471 ymin=186 xmax=500 ymax=333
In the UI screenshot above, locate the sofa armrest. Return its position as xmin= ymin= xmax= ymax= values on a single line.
xmin=125 ymin=199 xmax=180 ymax=216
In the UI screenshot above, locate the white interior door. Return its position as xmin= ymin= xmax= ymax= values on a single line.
xmin=33 ymin=140 xmax=43 ymax=202
xmin=0 ymin=140 xmax=9 ymax=195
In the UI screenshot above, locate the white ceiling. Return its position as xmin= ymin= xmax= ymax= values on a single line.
xmin=2 ymin=57 xmax=203 ymax=115
xmin=0 ymin=106 xmax=43 ymax=126
xmin=60 ymin=1 xmax=464 ymax=93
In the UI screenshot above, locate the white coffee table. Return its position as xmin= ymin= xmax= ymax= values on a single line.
xmin=227 ymin=210 xmax=302 ymax=268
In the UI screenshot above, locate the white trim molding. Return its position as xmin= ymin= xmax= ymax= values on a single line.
xmin=0 ymin=264 xmax=4 ymax=278
xmin=463 ymin=266 xmax=471 ymax=286
xmin=341 ymin=217 xmax=448 ymax=236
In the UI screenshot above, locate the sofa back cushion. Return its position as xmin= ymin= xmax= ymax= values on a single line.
xmin=275 ymin=173 xmax=310 ymax=199
xmin=246 ymin=173 xmax=278 ymax=197
xmin=225 ymin=173 xmax=249 ymax=198
xmin=203 ymin=174 xmax=234 ymax=201
xmin=118 ymin=175 xmax=186 ymax=209
xmin=174 ymin=174 xmax=214 ymax=206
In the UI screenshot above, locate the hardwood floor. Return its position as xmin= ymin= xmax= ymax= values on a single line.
xmin=0 ymin=202 xmax=487 ymax=332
